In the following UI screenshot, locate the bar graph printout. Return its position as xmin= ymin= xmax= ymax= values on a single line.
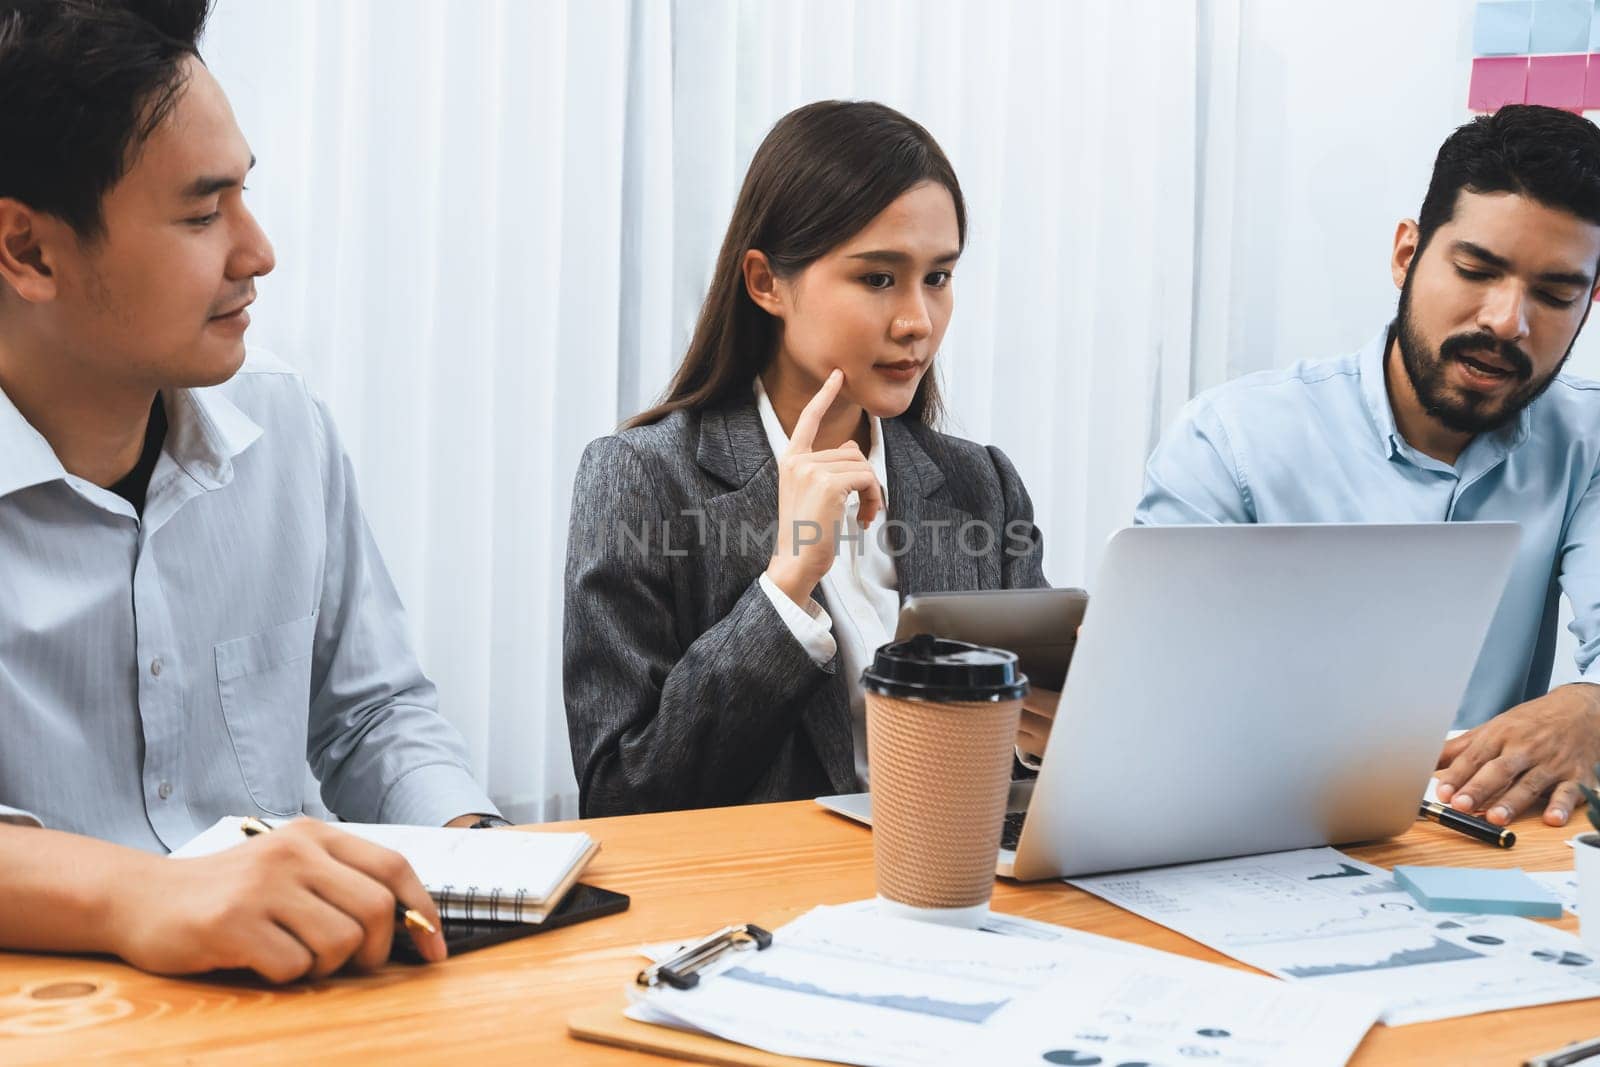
xmin=1069 ymin=846 xmax=1600 ymax=1025
xmin=627 ymin=903 xmax=1380 ymax=1067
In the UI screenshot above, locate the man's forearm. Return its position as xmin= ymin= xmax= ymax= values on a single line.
xmin=0 ymin=824 xmax=157 ymax=956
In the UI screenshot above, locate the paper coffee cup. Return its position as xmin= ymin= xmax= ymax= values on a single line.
xmin=862 ymin=634 xmax=1028 ymax=927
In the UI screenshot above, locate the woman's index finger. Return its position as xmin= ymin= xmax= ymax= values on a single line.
xmin=789 ymin=369 xmax=843 ymax=453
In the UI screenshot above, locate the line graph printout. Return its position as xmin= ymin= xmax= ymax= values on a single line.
xmin=1529 ymin=870 xmax=1580 ymax=914
xmin=967 ymin=956 xmax=1378 ymax=1067
xmin=636 ymin=898 xmax=1184 ymax=969
xmin=1069 ymin=846 xmax=1600 ymax=1025
xmin=627 ymin=905 xmax=1380 ymax=1067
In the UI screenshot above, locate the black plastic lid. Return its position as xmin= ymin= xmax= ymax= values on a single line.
xmin=860 ymin=633 xmax=1029 ymax=703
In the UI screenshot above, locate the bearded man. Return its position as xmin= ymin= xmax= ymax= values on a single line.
xmin=1137 ymin=104 xmax=1600 ymax=831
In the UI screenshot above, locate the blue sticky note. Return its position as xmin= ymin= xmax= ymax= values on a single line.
xmin=1532 ymin=0 xmax=1592 ymax=52
xmin=1477 ymin=0 xmax=1533 ymax=55
xmin=1395 ymin=865 xmax=1564 ymax=917
xmin=1590 ymin=0 xmax=1600 ymax=50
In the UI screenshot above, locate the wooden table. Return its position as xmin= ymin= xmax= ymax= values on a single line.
xmin=0 ymin=802 xmax=1591 ymax=1065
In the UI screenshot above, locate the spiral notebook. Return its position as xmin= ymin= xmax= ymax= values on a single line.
xmin=172 ymin=816 xmax=599 ymax=924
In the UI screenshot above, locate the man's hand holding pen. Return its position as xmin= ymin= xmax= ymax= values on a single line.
xmin=111 ymin=818 xmax=445 ymax=984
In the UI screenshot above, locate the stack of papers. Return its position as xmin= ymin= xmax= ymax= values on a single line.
xmin=1070 ymin=846 xmax=1600 ymax=1025
xmin=628 ymin=902 xmax=1382 ymax=1067
xmin=173 ymin=816 xmax=597 ymax=923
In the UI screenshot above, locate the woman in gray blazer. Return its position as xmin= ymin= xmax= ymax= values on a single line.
xmin=564 ymin=101 xmax=1048 ymax=817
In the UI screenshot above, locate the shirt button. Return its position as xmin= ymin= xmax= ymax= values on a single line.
xmin=150 ymin=658 xmax=163 ymax=677
xmin=157 ymin=781 xmax=173 ymax=800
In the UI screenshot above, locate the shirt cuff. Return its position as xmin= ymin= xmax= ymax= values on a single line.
xmin=759 ymin=572 xmax=837 ymax=666
xmin=1015 ymin=747 xmax=1043 ymax=772
xmin=0 ymin=803 xmax=43 ymax=829
xmin=376 ymin=763 xmax=500 ymax=827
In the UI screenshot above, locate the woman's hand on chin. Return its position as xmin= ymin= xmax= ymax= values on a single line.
xmin=766 ymin=369 xmax=884 ymax=606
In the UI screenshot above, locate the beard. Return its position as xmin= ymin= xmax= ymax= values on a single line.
xmin=1394 ymin=269 xmax=1571 ymax=435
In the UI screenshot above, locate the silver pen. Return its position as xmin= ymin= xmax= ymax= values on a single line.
xmin=1525 ymin=1036 xmax=1600 ymax=1067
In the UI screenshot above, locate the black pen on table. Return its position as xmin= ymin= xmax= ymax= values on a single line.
xmin=238 ymin=815 xmax=439 ymax=936
xmin=1418 ymin=799 xmax=1516 ymax=848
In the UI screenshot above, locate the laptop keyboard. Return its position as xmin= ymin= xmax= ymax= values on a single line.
xmin=1000 ymin=810 xmax=1028 ymax=851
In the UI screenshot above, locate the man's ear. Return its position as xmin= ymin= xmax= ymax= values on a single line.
xmin=1391 ymin=218 xmax=1421 ymax=292
xmin=0 ymin=199 xmax=61 ymax=304
xmin=742 ymin=249 xmax=785 ymax=318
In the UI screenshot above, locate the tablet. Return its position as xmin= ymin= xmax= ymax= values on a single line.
xmin=390 ymin=883 xmax=631 ymax=963
xmin=894 ymin=587 xmax=1087 ymax=690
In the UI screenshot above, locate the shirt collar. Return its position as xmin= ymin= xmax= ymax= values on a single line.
xmin=752 ymin=376 xmax=889 ymax=508
xmin=0 ymin=378 xmax=262 ymax=503
xmin=1357 ymin=324 xmax=1403 ymax=459
xmin=1358 ymin=322 xmax=1532 ymax=465
xmin=162 ymin=382 xmax=263 ymax=490
xmin=0 ymin=382 xmax=67 ymax=501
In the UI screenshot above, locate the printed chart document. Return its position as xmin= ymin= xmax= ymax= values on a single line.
xmin=833 ymin=898 xmax=1182 ymax=956
xmin=628 ymin=904 xmax=1381 ymax=1067
xmin=1528 ymin=870 xmax=1580 ymax=914
xmin=1069 ymin=846 xmax=1600 ymax=1025
xmin=637 ymin=900 xmax=1182 ymax=965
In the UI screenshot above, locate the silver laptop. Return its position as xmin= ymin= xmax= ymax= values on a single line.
xmin=818 ymin=522 xmax=1521 ymax=880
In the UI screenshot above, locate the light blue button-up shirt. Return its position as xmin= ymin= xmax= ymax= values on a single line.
xmin=0 ymin=349 xmax=495 ymax=852
xmin=1136 ymin=325 xmax=1600 ymax=728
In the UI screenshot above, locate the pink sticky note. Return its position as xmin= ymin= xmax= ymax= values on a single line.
xmin=1469 ymin=56 xmax=1530 ymax=111
xmin=1528 ymin=54 xmax=1588 ymax=108
xmin=1586 ymin=53 xmax=1600 ymax=109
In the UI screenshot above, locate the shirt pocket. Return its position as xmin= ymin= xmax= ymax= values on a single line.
xmin=215 ymin=613 xmax=317 ymax=816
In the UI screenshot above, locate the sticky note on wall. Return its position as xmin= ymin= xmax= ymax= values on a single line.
xmin=1470 ymin=56 xmax=1531 ymax=109
xmin=1531 ymin=0 xmax=1591 ymax=52
xmin=1528 ymin=53 xmax=1589 ymax=106
xmin=1475 ymin=0 xmax=1533 ymax=55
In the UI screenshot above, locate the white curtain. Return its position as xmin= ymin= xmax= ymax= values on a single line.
xmin=203 ymin=0 xmax=1208 ymax=821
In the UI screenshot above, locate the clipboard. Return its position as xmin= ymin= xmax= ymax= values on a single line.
xmin=567 ymin=1004 xmax=833 ymax=1067
xmin=569 ymin=921 xmax=829 ymax=1066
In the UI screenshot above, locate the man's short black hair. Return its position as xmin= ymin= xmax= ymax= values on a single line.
xmin=0 ymin=0 xmax=213 ymax=240
xmin=1417 ymin=104 xmax=1600 ymax=256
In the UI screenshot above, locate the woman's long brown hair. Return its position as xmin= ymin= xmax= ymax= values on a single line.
xmin=627 ymin=100 xmax=966 ymax=428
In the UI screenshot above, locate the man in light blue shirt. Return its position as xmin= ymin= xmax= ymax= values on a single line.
xmin=0 ymin=1 xmax=497 ymax=980
xmin=1138 ymin=105 xmax=1600 ymax=832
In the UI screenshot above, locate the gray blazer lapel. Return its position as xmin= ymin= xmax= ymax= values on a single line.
xmin=883 ymin=418 xmax=979 ymax=600
xmin=696 ymin=404 xmax=781 ymax=604
xmin=696 ymin=400 xmax=856 ymax=793
xmin=695 ymin=402 xmax=769 ymax=488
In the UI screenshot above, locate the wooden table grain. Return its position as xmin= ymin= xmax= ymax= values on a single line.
xmin=0 ymin=802 xmax=1591 ymax=1065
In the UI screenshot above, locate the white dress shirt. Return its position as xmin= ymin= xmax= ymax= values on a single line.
xmin=752 ymin=378 xmax=899 ymax=790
